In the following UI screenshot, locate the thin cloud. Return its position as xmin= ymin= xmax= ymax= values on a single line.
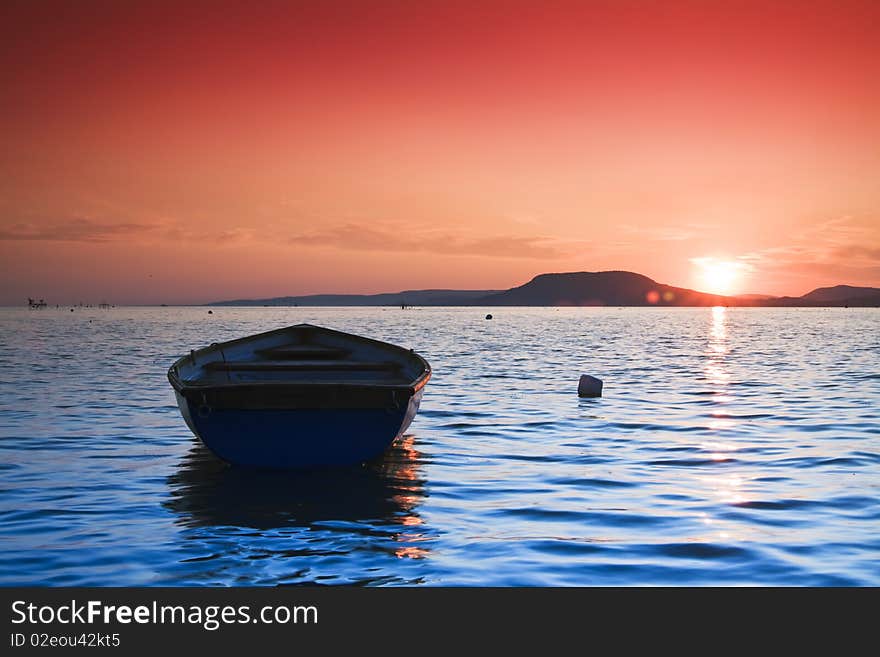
xmin=0 ymin=217 xmax=256 ymax=246
xmin=214 ymin=227 xmax=255 ymax=244
xmin=0 ymin=218 xmax=158 ymax=242
xmin=832 ymin=244 xmax=880 ymax=264
xmin=288 ymin=222 xmax=575 ymax=259
xmin=620 ymin=223 xmax=700 ymax=242
xmin=741 ymin=215 xmax=880 ymax=288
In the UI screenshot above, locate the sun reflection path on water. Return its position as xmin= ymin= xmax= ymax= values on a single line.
xmin=390 ymin=435 xmax=432 ymax=559
xmin=697 ymin=307 xmax=756 ymax=534
xmin=704 ymin=306 xmax=734 ymax=431
xmin=706 ymin=306 xmax=732 ymax=393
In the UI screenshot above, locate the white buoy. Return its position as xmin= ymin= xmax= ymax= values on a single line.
xmin=578 ymin=374 xmax=603 ymax=398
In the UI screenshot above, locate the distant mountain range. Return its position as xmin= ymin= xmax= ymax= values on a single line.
xmin=211 ymin=289 xmax=500 ymax=307
xmin=208 ymin=271 xmax=880 ymax=307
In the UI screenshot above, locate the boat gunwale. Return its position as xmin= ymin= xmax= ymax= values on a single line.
xmin=167 ymin=323 xmax=431 ymax=396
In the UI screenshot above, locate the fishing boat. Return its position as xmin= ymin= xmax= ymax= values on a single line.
xmin=168 ymin=324 xmax=431 ymax=468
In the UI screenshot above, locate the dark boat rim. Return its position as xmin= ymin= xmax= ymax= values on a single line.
xmin=167 ymin=323 xmax=431 ymax=396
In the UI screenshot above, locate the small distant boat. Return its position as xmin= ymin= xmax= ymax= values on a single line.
xmin=168 ymin=324 xmax=431 ymax=468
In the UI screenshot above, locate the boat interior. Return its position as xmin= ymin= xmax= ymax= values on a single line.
xmin=176 ymin=324 xmax=425 ymax=386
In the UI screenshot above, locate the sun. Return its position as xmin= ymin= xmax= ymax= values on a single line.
xmin=691 ymin=257 xmax=745 ymax=296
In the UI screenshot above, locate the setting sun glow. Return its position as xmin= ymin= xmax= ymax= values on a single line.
xmin=692 ymin=258 xmax=746 ymax=296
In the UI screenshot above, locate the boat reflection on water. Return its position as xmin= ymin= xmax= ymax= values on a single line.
xmin=165 ymin=435 xmax=428 ymax=538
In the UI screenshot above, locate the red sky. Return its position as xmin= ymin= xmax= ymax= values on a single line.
xmin=2 ymin=0 xmax=879 ymax=304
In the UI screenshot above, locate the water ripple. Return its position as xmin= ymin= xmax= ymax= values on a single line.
xmin=1 ymin=306 xmax=878 ymax=585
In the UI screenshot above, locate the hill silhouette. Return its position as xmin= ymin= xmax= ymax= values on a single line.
xmin=477 ymin=271 xmax=731 ymax=306
xmin=208 ymin=271 xmax=880 ymax=307
xmin=800 ymin=285 xmax=880 ymax=303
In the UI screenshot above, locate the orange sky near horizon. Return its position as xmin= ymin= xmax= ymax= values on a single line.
xmin=1 ymin=0 xmax=879 ymax=304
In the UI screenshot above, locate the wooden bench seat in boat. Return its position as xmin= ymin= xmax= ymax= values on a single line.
xmin=204 ymin=359 xmax=400 ymax=372
xmin=255 ymin=345 xmax=350 ymax=359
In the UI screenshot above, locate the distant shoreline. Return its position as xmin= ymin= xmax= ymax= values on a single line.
xmin=203 ymin=301 xmax=880 ymax=308
xmin=10 ymin=270 xmax=879 ymax=309
xmin=5 ymin=304 xmax=879 ymax=310
xmin=206 ymin=270 xmax=880 ymax=308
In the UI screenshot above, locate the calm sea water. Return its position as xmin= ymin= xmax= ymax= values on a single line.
xmin=0 ymin=306 xmax=878 ymax=586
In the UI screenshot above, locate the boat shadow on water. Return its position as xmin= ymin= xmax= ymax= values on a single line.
xmin=164 ymin=435 xmax=428 ymax=533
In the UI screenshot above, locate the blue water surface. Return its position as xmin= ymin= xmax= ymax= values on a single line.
xmin=0 ymin=306 xmax=877 ymax=585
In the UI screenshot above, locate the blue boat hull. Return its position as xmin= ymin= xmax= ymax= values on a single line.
xmin=175 ymin=388 xmax=424 ymax=469
xmin=168 ymin=324 xmax=431 ymax=469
